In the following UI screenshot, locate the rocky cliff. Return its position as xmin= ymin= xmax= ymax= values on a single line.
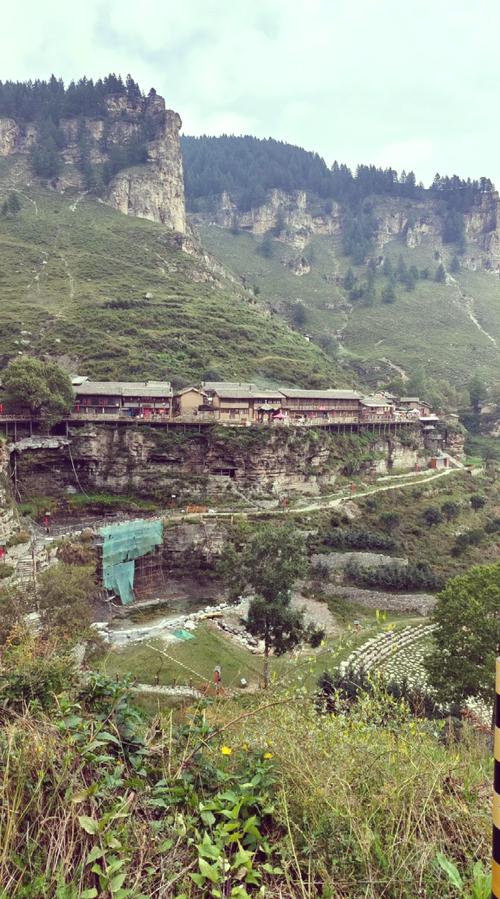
xmin=0 ymin=93 xmax=186 ymax=233
xmin=197 ymin=188 xmax=500 ymax=271
xmin=0 ymin=443 xmax=17 ymax=544
xmin=11 ymin=424 xmax=426 ymax=504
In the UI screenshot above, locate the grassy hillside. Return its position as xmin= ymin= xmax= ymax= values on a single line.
xmin=197 ymin=222 xmax=500 ymax=390
xmin=0 ymin=158 xmax=346 ymax=386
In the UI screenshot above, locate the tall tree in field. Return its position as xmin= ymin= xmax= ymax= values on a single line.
xmin=435 ymin=262 xmax=446 ymax=282
xmin=425 ymin=562 xmax=500 ymax=712
xmin=219 ymin=523 xmax=322 ymax=687
xmin=3 ymin=356 xmax=74 ymax=422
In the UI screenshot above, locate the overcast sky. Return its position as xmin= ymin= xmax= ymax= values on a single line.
xmin=3 ymin=0 xmax=500 ymax=186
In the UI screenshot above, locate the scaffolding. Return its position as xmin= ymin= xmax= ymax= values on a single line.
xmin=99 ymin=519 xmax=164 ymax=604
xmin=134 ymin=544 xmax=167 ymax=599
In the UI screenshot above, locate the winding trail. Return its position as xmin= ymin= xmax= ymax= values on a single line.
xmin=380 ymin=357 xmax=409 ymax=382
xmin=447 ymin=273 xmax=498 ymax=348
xmin=30 ymin=465 xmax=471 ymax=545
xmin=69 ymin=192 xmax=87 ymax=213
xmin=12 ymin=189 xmax=38 ymax=216
xmin=59 ymin=252 xmax=75 ymax=301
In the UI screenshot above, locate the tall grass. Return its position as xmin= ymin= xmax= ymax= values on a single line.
xmin=0 ymin=639 xmax=492 ymax=897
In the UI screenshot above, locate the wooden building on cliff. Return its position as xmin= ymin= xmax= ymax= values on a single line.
xmin=203 ymin=384 xmax=284 ymax=422
xmin=278 ymin=389 xmax=362 ymax=422
xmin=72 ymin=380 xmax=173 ymax=418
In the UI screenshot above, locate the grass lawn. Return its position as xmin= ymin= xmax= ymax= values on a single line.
xmin=0 ymin=157 xmax=341 ymax=387
xmin=198 ymin=220 xmax=500 ymax=387
xmin=101 ymin=622 xmax=264 ymax=690
xmin=100 ymin=603 xmax=427 ymax=700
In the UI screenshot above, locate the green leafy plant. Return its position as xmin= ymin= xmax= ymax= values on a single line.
xmin=436 ymin=853 xmax=491 ymax=898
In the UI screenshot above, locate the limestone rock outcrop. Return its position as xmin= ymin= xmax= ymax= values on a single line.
xmin=0 ymin=93 xmax=186 ymax=233
xmin=200 ymin=187 xmax=500 ymax=271
xmin=0 ymin=443 xmax=17 ymax=544
xmin=106 ymin=111 xmax=186 ymax=231
xmin=204 ymin=189 xmax=342 ymax=250
xmin=11 ymin=424 xmax=425 ymax=502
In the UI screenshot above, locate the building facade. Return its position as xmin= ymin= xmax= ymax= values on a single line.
xmin=72 ymin=380 xmax=173 ymax=418
xmin=279 ymin=389 xmax=362 ymax=422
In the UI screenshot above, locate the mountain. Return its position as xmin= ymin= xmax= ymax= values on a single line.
xmin=2 ymin=77 xmax=500 ymax=398
xmin=0 ymin=79 xmax=345 ymax=386
xmin=183 ymin=135 xmax=500 ymax=400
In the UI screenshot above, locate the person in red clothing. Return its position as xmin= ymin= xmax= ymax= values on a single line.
xmin=214 ymin=665 xmax=222 ymax=694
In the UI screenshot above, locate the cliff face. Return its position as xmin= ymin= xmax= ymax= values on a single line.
xmin=199 ymin=188 xmax=500 ymax=271
xmin=204 ymin=189 xmax=342 ymax=250
xmin=11 ymin=424 xmax=425 ymax=503
xmin=0 ymin=93 xmax=186 ymax=233
xmin=0 ymin=444 xmax=17 ymax=544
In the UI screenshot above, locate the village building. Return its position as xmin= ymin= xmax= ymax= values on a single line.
xmin=72 ymin=380 xmax=173 ymax=418
xmin=359 ymin=395 xmax=395 ymax=419
xmin=398 ymin=397 xmax=433 ymax=417
xmin=278 ymin=389 xmax=362 ymax=422
xmin=203 ymin=384 xmax=284 ymax=422
xmin=201 ymin=381 xmax=257 ymax=396
xmin=173 ymin=387 xmax=208 ymax=417
xmin=428 ymin=455 xmax=449 ymax=470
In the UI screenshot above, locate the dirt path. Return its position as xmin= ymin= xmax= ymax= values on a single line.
xmin=269 ymin=466 xmax=460 ymax=515
xmin=36 ymin=466 xmax=469 ymax=540
xmin=59 ymin=252 xmax=75 ymax=301
xmin=380 ymin=357 xmax=409 ymax=381
xmin=12 ymin=188 xmax=38 ymax=216
xmin=69 ymin=192 xmax=87 ymax=213
xmin=447 ymin=273 xmax=498 ymax=348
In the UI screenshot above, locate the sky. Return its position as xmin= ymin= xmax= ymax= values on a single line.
xmin=3 ymin=0 xmax=500 ymax=186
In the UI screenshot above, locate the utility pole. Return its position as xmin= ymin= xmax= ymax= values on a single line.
xmin=493 ymin=656 xmax=500 ymax=899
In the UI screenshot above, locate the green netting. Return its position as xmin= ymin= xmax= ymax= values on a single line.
xmin=100 ymin=519 xmax=163 ymax=604
xmin=110 ymin=560 xmax=135 ymax=605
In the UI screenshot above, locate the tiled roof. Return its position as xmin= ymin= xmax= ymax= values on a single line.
xmin=74 ymin=381 xmax=172 ymax=397
xmin=202 ymin=381 xmax=257 ymax=391
xmin=215 ymin=388 xmax=284 ymax=400
xmin=361 ymin=395 xmax=391 ymax=407
xmin=280 ymin=389 xmax=361 ymax=400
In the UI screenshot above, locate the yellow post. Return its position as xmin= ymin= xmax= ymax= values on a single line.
xmin=493 ymin=658 xmax=500 ymax=899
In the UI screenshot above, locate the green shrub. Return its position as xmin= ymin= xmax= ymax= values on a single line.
xmin=423 ymin=506 xmax=444 ymax=527
xmin=319 ymin=528 xmax=396 ymax=552
xmin=346 ymin=558 xmax=443 ymax=591
xmin=441 ymin=501 xmax=460 ymax=520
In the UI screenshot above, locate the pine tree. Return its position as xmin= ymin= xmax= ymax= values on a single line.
xmin=405 ymin=270 xmax=416 ymax=291
xmin=396 ymin=254 xmax=408 ymax=283
xmin=382 ymin=257 xmax=393 ymax=277
xmin=343 ymin=268 xmax=355 ymax=291
xmin=382 ymin=281 xmax=396 ymax=304
xmin=435 ymin=263 xmax=446 ymax=283
xmin=7 ymin=192 xmax=21 ymax=214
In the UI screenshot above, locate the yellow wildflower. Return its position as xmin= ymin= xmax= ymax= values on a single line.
xmin=263 ymin=751 xmax=273 ymax=759
xmin=221 ymin=745 xmax=232 ymax=756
